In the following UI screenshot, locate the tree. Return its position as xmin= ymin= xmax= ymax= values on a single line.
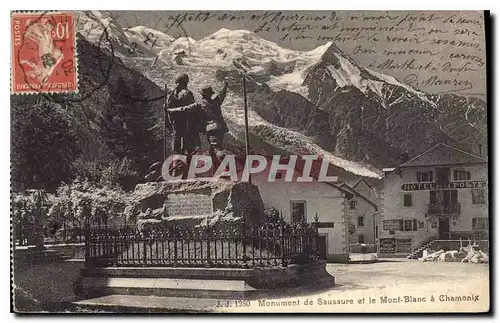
xmin=12 ymin=189 xmax=49 ymax=247
xmin=47 ymin=178 xmax=131 ymax=231
xmin=11 ymin=97 xmax=80 ymax=191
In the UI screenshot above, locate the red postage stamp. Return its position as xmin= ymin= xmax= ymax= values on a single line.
xmin=11 ymin=11 xmax=77 ymax=94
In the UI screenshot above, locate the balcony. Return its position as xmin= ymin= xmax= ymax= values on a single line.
xmin=427 ymin=203 xmax=461 ymax=216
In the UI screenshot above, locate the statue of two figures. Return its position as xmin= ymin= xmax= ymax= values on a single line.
xmin=146 ymin=73 xmax=230 ymax=181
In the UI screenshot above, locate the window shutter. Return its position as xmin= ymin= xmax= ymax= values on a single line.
xmin=413 ymin=219 xmax=418 ymax=231
xmin=430 ymin=171 xmax=433 ymax=182
xmin=467 ymin=171 xmax=471 ymax=180
xmin=399 ymin=219 xmax=404 ymax=231
xmin=416 ymin=171 xmax=421 ymax=182
xmin=430 ymin=191 xmax=436 ymax=204
xmin=451 ymin=190 xmax=458 ymax=204
xmin=472 ymin=218 xmax=477 ymax=230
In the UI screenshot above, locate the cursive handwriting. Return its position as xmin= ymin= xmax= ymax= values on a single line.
xmin=158 ymin=10 xmax=485 ymax=95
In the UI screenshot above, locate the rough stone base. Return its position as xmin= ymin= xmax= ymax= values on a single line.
xmin=75 ymin=261 xmax=334 ymax=300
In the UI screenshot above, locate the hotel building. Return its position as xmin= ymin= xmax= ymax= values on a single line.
xmin=378 ymin=143 xmax=488 ymax=257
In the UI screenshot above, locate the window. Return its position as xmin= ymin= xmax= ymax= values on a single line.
xmin=357 ymin=216 xmax=364 ymax=227
xmin=472 ymin=218 xmax=488 ymax=230
xmin=290 ymin=201 xmax=306 ymax=223
xmin=471 ymin=189 xmax=485 ymax=204
xmin=358 ymin=235 xmax=365 ymax=244
xmin=417 ymin=171 xmax=434 ymax=182
xmin=454 ymin=169 xmax=471 ymax=181
xmin=403 ymin=219 xmax=418 ymax=231
xmin=404 ymin=219 xmax=413 ymax=231
xmin=274 ymin=171 xmax=283 ymax=180
xmin=403 ymin=193 xmax=413 ymax=207
xmin=349 ymin=200 xmax=357 ymax=209
xmin=430 ymin=190 xmax=458 ymax=205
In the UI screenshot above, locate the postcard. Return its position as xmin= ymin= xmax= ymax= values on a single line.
xmin=11 ymin=10 xmax=489 ymax=313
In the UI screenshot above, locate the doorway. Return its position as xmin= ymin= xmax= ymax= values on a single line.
xmin=317 ymin=235 xmax=327 ymax=260
xmin=438 ymin=217 xmax=450 ymax=239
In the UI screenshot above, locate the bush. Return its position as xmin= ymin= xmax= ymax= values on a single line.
xmin=47 ymin=178 xmax=133 ymax=231
xmin=73 ymin=157 xmax=140 ymax=191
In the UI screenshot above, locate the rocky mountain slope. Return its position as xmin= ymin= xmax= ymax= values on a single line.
xmin=38 ymin=11 xmax=486 ymax=182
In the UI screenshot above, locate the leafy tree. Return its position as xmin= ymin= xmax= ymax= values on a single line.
xmin=11 ymin=97 xmax=80 ymax=191
xmin=12 ymin=189 xmax=49 ymax=246
xmin=47 ymin=178 xmax=132 ymax=230
xmin=73 ymin=157 xmax=140 ymax=191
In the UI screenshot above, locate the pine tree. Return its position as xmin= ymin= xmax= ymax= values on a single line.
xmin=11 ymin=97 xmax=80 ymax=191
xmin=98 ymin=76 xmax=161 ymax=175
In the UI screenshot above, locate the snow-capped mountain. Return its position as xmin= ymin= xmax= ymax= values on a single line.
xmin=75 ymin=12 xmax=486 ymax=179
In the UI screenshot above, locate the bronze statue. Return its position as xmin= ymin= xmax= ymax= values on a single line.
xmin=168 ymin=80 xmax=229 ymax=165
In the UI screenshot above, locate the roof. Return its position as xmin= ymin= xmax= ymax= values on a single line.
xmin=344 ymin=179 xmax=361 ymax=188
xmin=320 ymin=182 xmax=353 ymax=199
xmin=338 ymin=183 xmax=378 ymax=211
xmin=352 ymin=178 xmax=373 ymax=190
xmin=399 ymin=143 xmax=486 ymax=168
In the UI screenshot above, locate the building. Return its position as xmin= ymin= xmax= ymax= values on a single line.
xmin=252 ymin=165 xmax=355 ymax=263
xmin=378 ymin=143 xmax=488 ymax=257
xmin=339 ymin=180 xmax=379 ymax=248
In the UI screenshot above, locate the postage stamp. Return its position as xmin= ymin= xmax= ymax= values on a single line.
xmin=11 ymin=11 xmax=77 ymax=94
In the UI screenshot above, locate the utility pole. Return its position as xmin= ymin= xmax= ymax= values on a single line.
xmin=163 ymin=83 xmax=168 ymax=161
xmin=242 ymin=76 xmax=251 ymax=184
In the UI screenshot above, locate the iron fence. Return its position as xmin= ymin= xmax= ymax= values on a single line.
xmin=85 ymin=221 xmax=319 ymax=268
xmin=13 ymin=223 xmax=86 ymax=246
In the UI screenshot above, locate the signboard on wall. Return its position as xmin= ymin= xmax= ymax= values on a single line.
xmin=401 ymin=181 xmax=486 ymax=191
xmin=396 ymin=238 xmax=412 ymax=253
xmin=317 ymin=222 xmax=335 ymax=228
xmin=379 ymin=238 xmax=395 ymax=253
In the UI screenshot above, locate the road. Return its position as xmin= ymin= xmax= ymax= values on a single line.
xmin=226 ymin=260 xmax=490 ymax=313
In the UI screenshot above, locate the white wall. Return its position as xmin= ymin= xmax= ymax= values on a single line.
xmin=347 ymin=197 xmax=377 ymax=245
xmin=252 ymin=169 xmax=348 ymax=260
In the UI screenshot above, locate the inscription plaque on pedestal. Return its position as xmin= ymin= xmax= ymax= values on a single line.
xmin=165 ymin=193 xmax=213 ymax=217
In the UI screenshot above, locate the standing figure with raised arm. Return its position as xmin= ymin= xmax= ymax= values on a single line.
xmin=168 ymin=80 xmax=229 ymax=165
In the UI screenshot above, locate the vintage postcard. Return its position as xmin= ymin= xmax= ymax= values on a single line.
xmin=11 ymin=10 xmax=489 ymax=313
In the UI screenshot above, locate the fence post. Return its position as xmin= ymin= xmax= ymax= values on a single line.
xmin=280 ymin=222 xmax=286 ymax=267
xmin=84 ymin=217 xmax=91 ymax=268
xmin=314 ymin=213 xmax=320 ymax=261
xmin=173 ymin=224 xmax=178 ymax=265
xmin=242 ymin=217 xmax=247 ymax=266
xmin=206 ymin=225 xmax=212 ymax=266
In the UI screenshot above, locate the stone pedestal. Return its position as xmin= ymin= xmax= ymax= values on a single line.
xmin=76 ymin=261 xmax=335 ymax=300
xmin=132 ymin=178 xmax=265 ymax=229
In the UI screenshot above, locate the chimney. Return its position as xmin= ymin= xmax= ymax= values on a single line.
xmin=478 ymin=144 xmax=483 ymax=157
xmin=400 ymin=152 xmax=409 ymax=164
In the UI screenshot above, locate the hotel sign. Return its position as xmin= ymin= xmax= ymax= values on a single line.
xmin=401 ymin=181 xmax=486 ymax=191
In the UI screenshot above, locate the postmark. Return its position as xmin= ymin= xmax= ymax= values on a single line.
xmin=11 ymin=11 xmax=77 ymax=94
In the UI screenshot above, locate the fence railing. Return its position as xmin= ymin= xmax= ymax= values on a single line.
xmin=13 ymin=223 xmax=86 ymax=246
xmin=85 ymin=221 xmax=319 ymax=268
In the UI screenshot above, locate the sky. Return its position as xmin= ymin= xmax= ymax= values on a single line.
xmin=111 ymin=10 xmax=487 ymax=98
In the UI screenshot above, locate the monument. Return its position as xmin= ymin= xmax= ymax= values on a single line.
xmin=74 ymin=75 xmax=334 ymax=306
